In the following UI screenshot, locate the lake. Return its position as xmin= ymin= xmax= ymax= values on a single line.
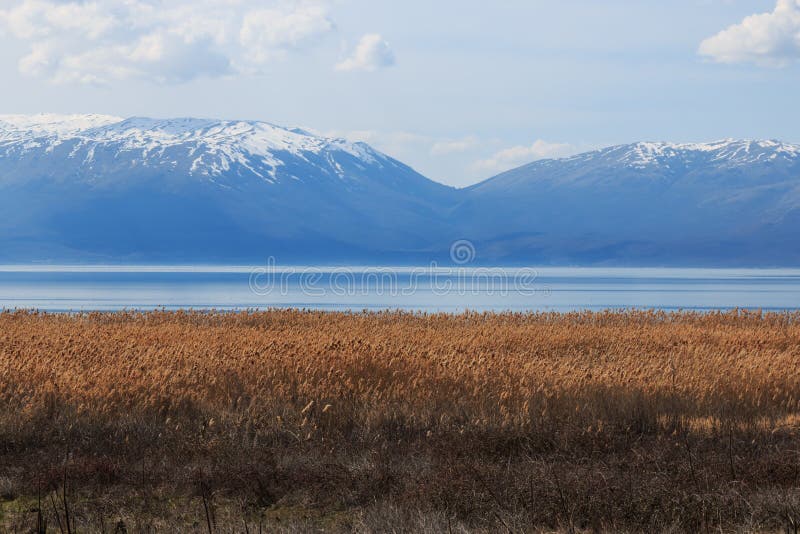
xmin=1 ymin=265 xmax=800 ymax=313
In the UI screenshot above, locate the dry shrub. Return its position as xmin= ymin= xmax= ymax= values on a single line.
xmin=0 ymin=309 xmax=798 ymax=531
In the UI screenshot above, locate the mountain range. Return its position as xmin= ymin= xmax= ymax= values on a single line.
xmin=1 ymin=114 xmax=798 ymax=266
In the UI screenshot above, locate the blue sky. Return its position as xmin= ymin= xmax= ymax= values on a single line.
xmin=1 ymin=0 xmax=799 ymax=187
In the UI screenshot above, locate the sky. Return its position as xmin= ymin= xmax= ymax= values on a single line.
xmin=0 ymin=0 xmax=799 ymax=187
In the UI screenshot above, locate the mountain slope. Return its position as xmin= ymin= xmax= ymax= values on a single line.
xmin=1 ymin=116 xmax=799 ymax=266
xmin=0 ymin=115 xmax=457 ymax=262
xmin=455 ymin=140 xmax=800 ymax=265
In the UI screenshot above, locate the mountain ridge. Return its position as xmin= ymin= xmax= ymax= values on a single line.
xmin=1 ymin=114 xmax=798 ymax=266
xmin=4 ymin=114 xmax=799 ymax=187
xmin=0 ymin=114 xmax=458 ymax=263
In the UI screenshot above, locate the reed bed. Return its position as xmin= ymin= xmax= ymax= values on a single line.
xmin=0 ymin=309 xmax=799 ymax=532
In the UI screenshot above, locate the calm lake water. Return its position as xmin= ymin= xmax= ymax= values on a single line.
xmin=1 ymin=266 xmax=799 ymax=313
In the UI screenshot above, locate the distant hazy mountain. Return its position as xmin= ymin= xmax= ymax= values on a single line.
xmin=457 ymin=140 xmax=800 ymax=265
xmin=1 ymin=115 xmax=798 ymax=266
xmin=0 ymin=114 xmax=457 ymax=263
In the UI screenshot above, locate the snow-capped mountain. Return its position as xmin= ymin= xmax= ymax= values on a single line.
xmin=0 ymin=114 xmax=428 ymax=186
xmin=0 ymin=115 xmax=798 ymax=266
xmin=599 ymin=139 xmax=800 ymax=169
xmin=0 ymin=114 xmax=122 ymax=139
xmin=0 ymin=114 xmax=456 ymax=262
xmin=458 ymin=140 xmax=800 ymax=265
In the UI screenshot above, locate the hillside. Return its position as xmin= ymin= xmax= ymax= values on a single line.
xmin=1 ymin=115 xmax=798 ymax=266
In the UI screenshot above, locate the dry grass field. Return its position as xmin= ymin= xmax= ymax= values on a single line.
xmin=1 ymin=309 xmax=800 ymax=532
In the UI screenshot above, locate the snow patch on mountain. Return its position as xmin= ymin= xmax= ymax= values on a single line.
xmin=0 ymin=114 xmax=387 ymax=184
xmin=0 ymin=114 xmax=122 ymax=139
xmin=575 ymin=139 xmax=800 ymax=169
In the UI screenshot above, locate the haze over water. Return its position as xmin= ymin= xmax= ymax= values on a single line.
xmin=1 ymin=266 xmax=799 ymax=313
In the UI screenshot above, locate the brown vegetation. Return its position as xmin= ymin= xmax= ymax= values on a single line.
xmin=1 ymin=309 xmax=800 ymax=532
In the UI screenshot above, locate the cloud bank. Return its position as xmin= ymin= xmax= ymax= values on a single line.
xmin=473 ymin=140 xmax=575 ymax=174
xmin=335 ymin=34 xmax=395 ymax=72
xmin=430 ymin=137 xmax=479 ymax=156
xmin=0 ymin=0 xmax=374 ymax=84
xmin=699 ymin=0 xmax=800 ymax=66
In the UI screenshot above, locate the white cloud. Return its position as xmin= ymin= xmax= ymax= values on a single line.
xmin=699 ymin=0 xmax=800 ymax=66
xmin=430 ymin=136 xmax=479 ymax=156
xmin=473 ymin=140 xmax=575 ymax=174
xmin=0 ymin=0 xmax=117 ymax=40
xmin=240 ymin=6 xmax=334 ymax=64
xmin=324 ymin=129 xmax=429 ymax=155
xmin=335 ymin=33 xmax=395 ymax=72
xmin=0 ymin=0 xmax=344 ymax=84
